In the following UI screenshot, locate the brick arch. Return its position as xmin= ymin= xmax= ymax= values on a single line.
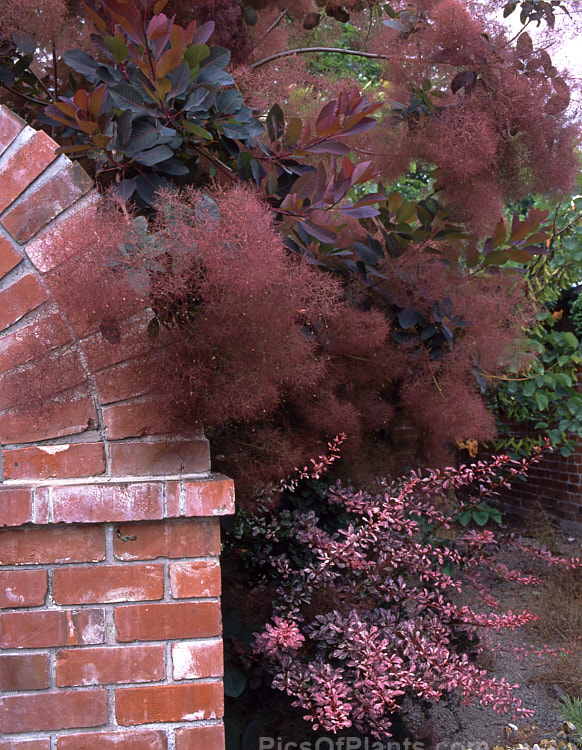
xmin=0 ymin=105 xmax=231 ymax=749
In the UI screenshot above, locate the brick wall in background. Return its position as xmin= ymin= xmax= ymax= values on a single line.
xmin=0 ymin=105 xmax=233 ymax=748
xmin=499 ymin=446 xmax=582 ymax=529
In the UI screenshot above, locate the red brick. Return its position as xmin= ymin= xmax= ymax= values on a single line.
xmin=0 ymin=105 xmax=26 ymax=154
xmin=115 ymin=682 xmax=223 ymax=725
xmin=0 ymin=395 xmax=97 ymax=444
xmin=0 ymin=347 xmax=86 ymax=410
xmin=94 ymin=357 xmax=155 ymax=404
xmin=0 ymin=741 xmax=51 ymax=749
xmin=175 ymin=725 xmax=225 ymax=750
xmin=170 ymin=560 xmax=221 ymax=598
xmin=0 ymin=236 xmax=22 ymax=278
xmin=81 ymin=316 xmax=153 ymax=370
xmin=0 ymin=487 xmax=32 ymax=526
xmin=113 ymin=519 xmax=220 ymax=561
xmin=33 ymin=486 xmax=52 ymax=525
xmin=172 ymin=639 xmax=223 ymax=679
xmin=182 ymin=476 xmax=235 ymax=516
xmin=0 ymin=608 xmax=104 ymax=648
xmin=3 ymin=442 xmax=106 ymax=481
xmin=2 ymin=162 xmax=93 ymax=242
xmin=26 ymin=199 xmax=98 ymax=272
xmin=110 ymin=438 xmax=210 ymax=477
xmin=0 ymin=524 xmax=105 ymax=565
xmin=57 ymin=730 xmax=167 ymax=749
xmin=0 ymin=569 xmax=47 ymax=607
xmin=50 ymin=482 xmax=163 ymax=524
xmin=0 ymin=312 xmax=71 ymax=372
xmin=53 ymin=563 xmax=164 ymax=604
xmin=115 ymin=601 xmax=221 ymax=642
xmin=165 ymin=481 xmax=180 ymax=517
xmin=0 ymin=653 xmax=49 ymax=690
xmin=0 ymin=130 xmax=57 ymax=213
xmin=56 ymin=644 xmax=165 ymax=686
xmin=0 ymin=273 xmax=47 ymax=331
xmin=0 ymin=689 xmax=108 ymax=733
xmin=103 ymin=400 xmax=183 ymax=440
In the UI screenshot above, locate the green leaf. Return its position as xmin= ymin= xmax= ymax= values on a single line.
xmin=489 ymin=507 xmax=502 ymax=524
xmin=562 ymin=331 xmax=579 ymax=349
xmin=472 ymin=509 xmax=490 ymax=526
xmin=507 ymin=248 xmax=535 ymax=263
xmin=387 ymin=191 xmax=403 ymax=215
xmin=103 ymin=35 xmax=129 ymax=63
xmin=395 ymin=201 xmax=417 ymax=223
xmin=286 ymin=117 xmax=302 ymax=145
xmin=224 ymin=668 xmax=246 ymax=698
xmin=183 ymin=44 xmax=210 ymax=70
xmin=522 ymin=380 xmax=536 ymax=397
xmin=266 ymin=103 xmax=285 ymax=142
xmin=458 ymin=510 xmax=472 ymax=527
xmin=492 ymin=218 xmax=507 ymax=248
xmin=182 ymin=120 xmax=213 ymax=140
xmin=483 ymin=250 xmax=508 ymax=266
xmin=534 ymin=391 xmax=549 ymax=411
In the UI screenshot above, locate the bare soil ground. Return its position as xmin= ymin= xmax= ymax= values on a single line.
xmin=401 ymin=505 xmax=582 ymax=750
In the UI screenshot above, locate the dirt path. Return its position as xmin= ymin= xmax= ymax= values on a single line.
xmin=401 ymin=516 xmax=582 ymax=750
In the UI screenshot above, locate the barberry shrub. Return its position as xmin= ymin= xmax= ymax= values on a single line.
xmin=237 ymin=448 xmax=581 ymax=738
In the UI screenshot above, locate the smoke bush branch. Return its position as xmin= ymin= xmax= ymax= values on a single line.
xmin=249 ymin=47 xmax=390 ymax=70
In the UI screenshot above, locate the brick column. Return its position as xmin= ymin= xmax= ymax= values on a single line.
xmin=0 ymin=106 xmax=232 ymax=748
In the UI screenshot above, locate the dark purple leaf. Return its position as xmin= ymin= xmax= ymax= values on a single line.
xmin=301 ymin=220 xmax=336 ymax=244
xmin=399 ymin=307 xmax=420 ymax=329
xmin=305 ymin=140 xmax=350 ymax=155
xmin=341 ymin=117 xmax=377 ymax=136
xmin=192 ymin=21 xmax=215 ymax=45
xmin=339 ymin=205 xmax=380 ymax=218
xmin=451 ymin=70 xmax=476 ymax=94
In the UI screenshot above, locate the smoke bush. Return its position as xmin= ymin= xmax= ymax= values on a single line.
xmin=42 ymin=186 xmax=407 ymax=495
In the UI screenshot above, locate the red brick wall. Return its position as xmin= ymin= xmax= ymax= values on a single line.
xmin=0 ymin=105 xmax=232 ymax=748
xmin=500 ymin=445 xmax=582 ymax=528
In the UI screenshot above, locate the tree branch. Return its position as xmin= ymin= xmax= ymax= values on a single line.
xmin=0 ymin=82 xmax=46 ymax=106
xmin=249 ymin=46 xmax=389 ymax=70
xmin=250 ymin=4 xmax=291 ymax=54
